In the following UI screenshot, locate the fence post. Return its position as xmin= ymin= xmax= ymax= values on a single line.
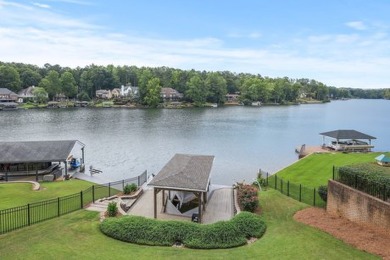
xmin=299 ymin=184 xmax=302 ymax=202
xmin=313 ymin=188 xmax=316 ymax=206
xmin=80 ymin=191 xmax=83 ymax=209
xmin=108 ymin=183 xmax=111 ymax=197
xmin=287 ymin=181 xmax=290 ymax=196
xmin=122 ymin=180 xmax=125 ymax=191
xmin=92 ymin=185 xmax=95 ymax=202
xmin=27 ymin=204 xmax=31 ymax=226
xmin=332 ymin=165 xmax=335 ymax=180
xmin=274 ymin=175 xmax=277 ymax=189
xmin=281 ymin=179 xmax=283 ymax=194
xmin=57 ymin=197 xmax=60 ymax=217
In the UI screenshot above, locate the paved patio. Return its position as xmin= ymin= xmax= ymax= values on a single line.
xmin=128 ymin=186 xmax=234 ymax=224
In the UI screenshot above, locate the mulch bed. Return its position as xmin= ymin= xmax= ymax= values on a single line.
xmin=294 ymin=207 xmax=390 ymax=260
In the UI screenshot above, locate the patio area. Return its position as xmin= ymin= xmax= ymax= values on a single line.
xmin=127 ymin=184 xmax=234 ymax=224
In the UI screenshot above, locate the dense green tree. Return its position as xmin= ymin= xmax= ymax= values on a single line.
xmin=138 ymin=69 xmax=153 ymax=103
xmin=79 ymin=70 xmax=94 ymax=98
xmin=205 ymin=72 xmax=227 ymax=104
xmin=19 ymin=68 xmax=42 ymax=88
xmin=39 ymin=70 xmax=61 ymax=100
xmin=61 ymin=71 xmax=77 ymax=99
xmin=144 ymin=78 xmax=161 ymax=108
xmin=32 ymin=87 xmax=48 ymax=103
xmin=185 ymin=75 xmax=208 ymax=106
xmin=0 ymin=65 xmax=21 ymax=92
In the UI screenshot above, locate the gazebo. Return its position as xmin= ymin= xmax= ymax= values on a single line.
xmin=0 ymin=140 xmax=85 ymax=180
xmin=320 ymin=130 xmax=376 ymax=152
xmin=148 ymin=154 xmax=214 ymax=223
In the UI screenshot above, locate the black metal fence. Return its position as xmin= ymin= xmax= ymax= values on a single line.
xmin=0 ymin=170 xmax=148 ymax=234
xmin=264 ymin=172 xmax=326 ymax=208
xmin=333 ymin=166 xmax=389 ymax=202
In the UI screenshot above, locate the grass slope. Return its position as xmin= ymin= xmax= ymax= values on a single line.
xmin=0 ymin=179 xmax=94 ymax=209
xmin=0 ymin=190 xmax=377 ymax=259
xmin=275 ymin=152 xmax=384 ymax=187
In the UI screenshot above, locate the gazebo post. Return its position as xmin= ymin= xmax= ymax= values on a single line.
xmin=198 ymin=192 xmax=202 ymax=223
xmin=203 ymin=192 xmax=207 ymax=210
xmin=154 ymin=188 xmax=157 ymax=219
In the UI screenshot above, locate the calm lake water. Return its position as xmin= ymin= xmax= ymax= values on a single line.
xmin=0 ymin=99 xmax=389 ymax=185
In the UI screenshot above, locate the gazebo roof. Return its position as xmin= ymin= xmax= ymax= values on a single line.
xmin=148 ymin=154 xmax=214 ymax=192
xmin=0 ymin=140 xmax=84 ymax=164
xmin=320 ymin=130 xmax=376 ymax=140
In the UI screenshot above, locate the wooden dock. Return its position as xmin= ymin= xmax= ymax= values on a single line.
xmin=297 ymin=144 xmax=330 ymax=158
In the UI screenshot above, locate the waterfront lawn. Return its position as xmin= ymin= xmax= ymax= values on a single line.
xmin=0 ymin=190 xmax=376 ymax=259
xmin=273 ymin=152 xmax=384 ymax=187
xmin=0 ymin=179 xmax=94 ymax=210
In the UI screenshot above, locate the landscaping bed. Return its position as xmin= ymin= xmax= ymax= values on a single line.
xmin=294 ymin=207 xmax=390 ymax=260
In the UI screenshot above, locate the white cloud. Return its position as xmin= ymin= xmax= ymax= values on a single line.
xmin=346 ymin=21 xmax=367 ymax=30
xmin=33 ymin=2 xmax=50 ymax=9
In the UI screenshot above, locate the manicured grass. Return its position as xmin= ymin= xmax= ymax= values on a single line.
xmin=0 ymin=179 xmax=96 ymax=209
xmin=274 ymin=152 xmax=385 ymax=187
xmin=0 ymin=190 xmax=377 ymax=259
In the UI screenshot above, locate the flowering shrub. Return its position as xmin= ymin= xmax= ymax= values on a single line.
xmin=236 ymin=183 xmax=259 ymax=212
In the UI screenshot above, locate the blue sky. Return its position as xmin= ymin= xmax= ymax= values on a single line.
xmin=1 ymin=0 xmax=390 ymax=89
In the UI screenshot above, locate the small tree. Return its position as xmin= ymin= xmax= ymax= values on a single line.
xmin=32 ymin=87 xmax=48 ymax=104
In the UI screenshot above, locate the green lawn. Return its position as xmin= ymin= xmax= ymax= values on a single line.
xmin=274 ymin=152 xmax=385 ymax=187
xmin=0 ymin=190 xmax=377 ymax=259
xmin=0 ymin=179 xmax=96 ymax=209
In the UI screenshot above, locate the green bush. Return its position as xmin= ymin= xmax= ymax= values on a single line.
xmin=236 ymin=184 xmax=259 ymax=212
xmin=123 ymin=183 xmax=137 ymax=195
xmin=107 ymin=202 xmax=118 ymax=217
xmin=317 ymin=185 xmax=328 ymax=202
xmin=100 ymin=212 xmax=266 ymax=249
xmin=338 ymin=164 xmax=390 ymax=200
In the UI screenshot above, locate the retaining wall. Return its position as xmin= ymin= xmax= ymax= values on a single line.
xmin=327 ymin=180 xmax=390 ymax=231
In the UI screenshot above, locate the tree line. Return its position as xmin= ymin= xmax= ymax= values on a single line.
xmin=0 ymin=61 xmax=389 ymax=107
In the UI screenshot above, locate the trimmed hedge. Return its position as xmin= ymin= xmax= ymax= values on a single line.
xmin=338 ymin=164 xmax=390 ymax=201
xmin=100 ymin=211 xmax=266 ymax=249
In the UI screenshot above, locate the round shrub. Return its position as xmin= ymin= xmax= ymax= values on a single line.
xmin=100 ymin=212 xmax=267 ymax=249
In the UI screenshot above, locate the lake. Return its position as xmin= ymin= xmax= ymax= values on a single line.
xmin=0 ymin=99 xmax=389 ymax=185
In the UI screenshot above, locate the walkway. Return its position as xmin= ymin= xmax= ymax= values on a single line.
xmin=203 ymin=187 xmax=234 ymax=224
xmin=0 ymin=180 xmax=40 ymax=190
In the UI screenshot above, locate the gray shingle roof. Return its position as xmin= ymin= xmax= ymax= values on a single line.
xmin=320 ymin=130 xmax=376 ymax=140
xmin=0 ymin=140 xmax=82 ymax=163
xmin=0 ymin=88 xmax=16 ymax=95
xmin=149 ymin=154 xmax=214 ymax=192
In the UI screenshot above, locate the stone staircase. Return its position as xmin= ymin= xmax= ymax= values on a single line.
xmin=86 ymin=199 xmax=117 ymax=212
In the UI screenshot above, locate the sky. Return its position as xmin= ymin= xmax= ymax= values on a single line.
xmin=1 ymin=0 xmax=390 ymax=89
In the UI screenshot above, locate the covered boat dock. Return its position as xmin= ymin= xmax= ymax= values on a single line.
xmin=320 ymin=130 xmax=376 ymax=152
xmin=0 ymin=140 xmax=85 ymax=181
